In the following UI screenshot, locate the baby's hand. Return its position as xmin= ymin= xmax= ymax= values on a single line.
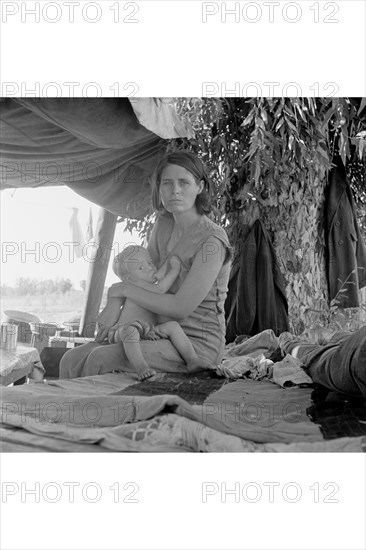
xmin=169 ymin=256 xmax=181 ymax=270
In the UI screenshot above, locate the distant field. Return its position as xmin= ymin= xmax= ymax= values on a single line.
xmin=1 ymin=291 xmax=86 ymax=325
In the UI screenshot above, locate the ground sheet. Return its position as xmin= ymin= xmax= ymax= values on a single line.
xmin=1 ymin=370 xmax=365 ymax=452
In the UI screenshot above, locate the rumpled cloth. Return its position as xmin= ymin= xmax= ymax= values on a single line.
xmin=224 ymin=329 xmax=279 ymax=358
xmin=215 ymin=332 xmax=314 ymax=388
xmin=272 ymin=355 xmax=313 ymax=387
xmin=214 ymin=354 xmax=273 ymax=381
xmin=0 ymin=376 xmax=321 ymax=445
xmin=217 ymin=329 xmax=278 ymax=382
xmin=0 ymin=346 xmax=44 ymax=378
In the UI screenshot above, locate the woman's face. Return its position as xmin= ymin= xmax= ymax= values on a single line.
xmin=159 ymin=164 xmax=203 ymax=216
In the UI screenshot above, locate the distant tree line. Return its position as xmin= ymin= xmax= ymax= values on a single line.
xmin=1 ymin=277 xmax=73 ymax=296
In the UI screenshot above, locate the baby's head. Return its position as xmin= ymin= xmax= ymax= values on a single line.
xmin=113 ymin=245 xmax=157 ymax=283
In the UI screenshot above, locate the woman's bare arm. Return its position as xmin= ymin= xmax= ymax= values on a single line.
xmin=133 ymin=257 xmax=181 ymax=294
xmin=154 ymin=260 xmax=168 ymax=281
xmin=108 ymin=236 xmax=226 ymax=320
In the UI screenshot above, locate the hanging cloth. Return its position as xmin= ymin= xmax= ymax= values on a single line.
xmin=225 ymin=220 xmax=289 ymax=342
xmin=69 ymin=207 xmax=85 ymax=258
xmin=325 ymin=157 xmax=366 ymax=307
xmin=86 ymin=208 xmax=94 ymax=242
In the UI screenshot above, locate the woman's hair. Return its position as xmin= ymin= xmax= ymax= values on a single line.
xmin=151 ymin=151 xmax=212 ymax=215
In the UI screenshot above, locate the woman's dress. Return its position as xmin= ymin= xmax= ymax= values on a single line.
xmin=59 ymin=214 xmax=231 ymax=378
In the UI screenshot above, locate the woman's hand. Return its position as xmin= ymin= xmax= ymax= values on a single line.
xmin=107 ymin=281 xmax=129 ymax=299
xmin=95 ymin=299 xmax=122 ymax=343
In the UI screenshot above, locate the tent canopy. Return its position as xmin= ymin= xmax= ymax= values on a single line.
xmin=0 ymin=98 xmax=189 ymax=219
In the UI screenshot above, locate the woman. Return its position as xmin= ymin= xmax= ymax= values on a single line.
xmin=60 ymin=151 xmax=231 ymax=378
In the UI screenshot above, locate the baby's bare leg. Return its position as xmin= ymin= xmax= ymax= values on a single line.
xmin=120 ymin=324 xmax=156 ymax=381
xmin=155 ymin=321 xmax=211 ymax=369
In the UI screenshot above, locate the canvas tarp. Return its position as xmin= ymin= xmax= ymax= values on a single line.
xmin=0 ymin=98 xmax=189 ymax=219
xmin=1 ymin=372 xmax=365 ymax=452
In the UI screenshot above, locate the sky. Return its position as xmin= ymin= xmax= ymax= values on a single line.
xmin=0 ymin=186 xmax=142 ymax=289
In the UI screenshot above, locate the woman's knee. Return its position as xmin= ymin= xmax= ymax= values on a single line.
xmin=59 ymin=342 xmax=101 ymax=379
xmin=83 ymin=347 xmax=109 ymax=375
xmin=59 ymin=347 xmax=83 ymax=378
xmin=83 ymin=343 xmax=129 ymax=376
xmin=59 ymin=349 xmax=71 ymax=378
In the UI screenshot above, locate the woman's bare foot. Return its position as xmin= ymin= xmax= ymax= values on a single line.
xmin=136 ymin=367 xmax=156 ymax=381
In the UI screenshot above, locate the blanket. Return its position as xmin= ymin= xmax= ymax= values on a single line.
xmin=1 ymin=372 xmax=365 ymax=452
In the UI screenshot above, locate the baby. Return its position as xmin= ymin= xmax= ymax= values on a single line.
xmin=110 ymin=245 xmax=208 ymax=380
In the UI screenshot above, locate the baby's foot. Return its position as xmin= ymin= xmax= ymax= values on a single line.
xmin=136 ymin=367 xmax=156 ymax=381
xmin=145 ymin=329 xmax=160 ymax=341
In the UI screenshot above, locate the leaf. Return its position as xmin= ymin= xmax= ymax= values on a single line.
xmin=339 ymin=133 xmax=347 ymax=164
xmin=219 ymin=136 xmax=228 ymax=150
xmin=285 ymin=117 xmax=298 ymax=133
xmin=317 ymin=144 xmax=329 ymax=160
xmin=284 ymin=103 xmax=295 ymax=117
xmin=255 ymin=116 xmax=265 ymax=130
xmin=274 ymin=103 xmax=283 ymax=118
xmin=288 ymin=135 xmax=294 ymax=150
xmin=357 ymin=97 xmax=366 ymax=116
xmin=295 ymin=102 xmax=307 ymax=122
xmin=359 ymin=139 xmax=365 ymax=159
xmin=242 ymin=111 xmax=255 ymax=127
xmin=254 ymin=160 xmax=261 ymax=183
xmin=275 ymin=118 xmax=284 ymax=132
xmin=260 ymin=110 xmax=268 ymax=124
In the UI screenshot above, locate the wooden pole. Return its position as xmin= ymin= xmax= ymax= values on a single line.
xmin=79 ymin=208 xmax=117 ymax=337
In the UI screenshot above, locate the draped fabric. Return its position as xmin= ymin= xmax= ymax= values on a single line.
xmin=130 ymin=98 xmax=195 ymax=139
xmin=225 ymin=220 xmax=289 ymax=342
xmin=0 ymin=98 xmax=187 ymax=219
xmin=324 ymin=157 xmax=366 ymax=307
xmin=68 ymin=207 xmax=85 ymax=258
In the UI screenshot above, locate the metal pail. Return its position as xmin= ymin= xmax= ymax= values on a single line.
xmin=0 ymin=323 xmax=18 ymax=351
